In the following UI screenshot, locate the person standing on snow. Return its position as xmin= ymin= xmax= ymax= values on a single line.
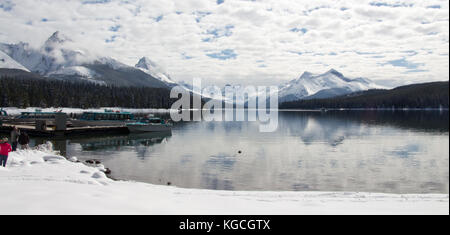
xmin=18 ymin=131 xmax=30 ymax=150
xmin=0 ymin=137 xmax=12 ymax=167
xmin=10 ymin=126 xmax=20 ymax=152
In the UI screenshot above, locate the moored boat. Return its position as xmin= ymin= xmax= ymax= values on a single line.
xmin=0 ymin=108 xmax=7 ymax=116
xmin=11 ymin=109 xmax=66 ymax=125
xmin=127 ymin=117 xmax=172 ymax=133
xmin=71 ymin=110 xmax=135 ymax=127
xmin=0 ymin=108 xmax=9 ymax=123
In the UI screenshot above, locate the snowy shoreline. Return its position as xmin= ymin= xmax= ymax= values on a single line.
xmin=1 ymin=107 xmax=174 ymax=116
xmin=0 ymin=146 xmax=448 ymax=215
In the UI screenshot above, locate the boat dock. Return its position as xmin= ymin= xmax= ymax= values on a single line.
xmin=0 ymin=123 xmax=129 ymax=137
xmin=0 ymin=109 xmax=171 ymax=137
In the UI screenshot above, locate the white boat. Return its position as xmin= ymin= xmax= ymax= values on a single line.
xmin=71 ymin=111 xmax=135 ymax=127
xmin=11 ymin=110 xmax=65 ymax=126
xmin=127 ymin=117 xmax=172 ymax=133
xmin=0 ymin=108 xmax=7 ymax=116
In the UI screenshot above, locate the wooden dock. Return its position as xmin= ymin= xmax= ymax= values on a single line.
xmin=0 ymin=123 xmax=129 ymax=137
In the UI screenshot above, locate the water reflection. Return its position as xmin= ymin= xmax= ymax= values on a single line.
xmin=69 ymin=132 xmax=172 ymax=152
xmin=30 ymin=132 xmax=172 ymax=159
xmin=14 ymin=110 xmax=449 ymax=194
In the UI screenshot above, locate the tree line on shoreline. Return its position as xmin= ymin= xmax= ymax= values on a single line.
xmin=0 ymin=76 xmax=175 ymax=109
xmin=1 ymin=75 xmax=448 ymax=110
xmin=280 ymin=81 xmax=449 ymax=109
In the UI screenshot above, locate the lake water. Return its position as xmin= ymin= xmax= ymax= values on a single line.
xmin=17 ymin=110 xmax=450 ymax=194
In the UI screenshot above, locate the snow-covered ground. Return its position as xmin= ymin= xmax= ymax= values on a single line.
xmin=2 ymin=107 xmax=172 ymax=116
xmin=0 ymin=145 xmax=448 ymax=215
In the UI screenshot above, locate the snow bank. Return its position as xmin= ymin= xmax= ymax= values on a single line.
xmin=2 ymin=107 xmax=173 ymax=116
xmin=0 ymin=145 xmax=448 ymax=215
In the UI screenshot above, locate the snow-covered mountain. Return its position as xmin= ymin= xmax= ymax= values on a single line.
xmin=1 ymin=32 xmax=384 ymax=100
xmin=0 ymin=50 xmax=30 ymax=72
xmin=0 ymin=31 xmax=85 ymax=75
xmin=179 ymin=69 xmax=382 ymax=104
xmin=135 ymin=57 xmax=177 ymax=86
xmin=176 ymin=69 xmax=381 ymax=105
xmin=195 ymin=69 xmax=383 ymax=104
xmin=0 ymin=32 xmax=168 ymax=88
xmin=279 ymin=69 xmax=383 ymax=102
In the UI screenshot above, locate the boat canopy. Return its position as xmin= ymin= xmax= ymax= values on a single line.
xmin=80 ymin=111 xmax=134 ymax=121
xmin=139 ymin=117 xmax=166 ymax=124
xmin=18 ymin=111 xmax=65 ymax=119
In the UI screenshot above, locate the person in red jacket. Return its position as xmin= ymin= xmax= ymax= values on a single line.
xmin=0 ymin=137 xmax=12 ymax=167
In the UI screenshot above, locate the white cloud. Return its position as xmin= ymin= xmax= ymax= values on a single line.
xmin=0 ymin=0 xmax=448 ymax=87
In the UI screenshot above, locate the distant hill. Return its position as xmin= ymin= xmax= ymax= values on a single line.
xmin=280 ymin=81 xmax=449 ymax=109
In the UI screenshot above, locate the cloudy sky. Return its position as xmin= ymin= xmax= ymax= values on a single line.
xmin=0 ymin=0 xmax=448 ymax=87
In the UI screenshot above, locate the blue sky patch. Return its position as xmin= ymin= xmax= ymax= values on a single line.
xmin=206 ymin=49 xmax=237 ymax=60
xmin=356 ymin=51 xmax=378 ymax=55
xmin=404 ymin=69 xmax=429 ymax=73
xmin=369 ymin=2 xmax=413 ymax=8
xmin=384 ymin=58 xmax=424 ymax=71
xmin=426 ymin=5 xmax=441 ymax=9
xmin=401 ymin=50 xmax=418 ymax=56
xmin=203 ymin=25 xmax=234 ymax=42
xmin=304 ymin=6 xmax=329 ymax=15
xmin=109 ymin=25 xmax=121 ymax=32
xmin=155 ymin=15 xmax=163 ymax=22
xmin=0 ymin=0 xmax=14 ymax=11
xmin=194 ymin=11 xmax=212 ymax=23
xmin=105 ymin=35 xmax=117 ymax=43
xmin=82 ymin=0 xmax=111 ymax=4
xmin=288 ymin=51 xmax=304 ymax=56
xmin=181 ymin=53 xmax=193 ymax=60
xmin=290 ymin=27 xmax=308 ymax=34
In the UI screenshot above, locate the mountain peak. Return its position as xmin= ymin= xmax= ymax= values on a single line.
xmin=136 ymin=57 xmax=158 ymax=70
xmin=46 ymin=31 xmax=70 ymax=44
xmin=326 ymin=69 xmax=344 ymax=78
xmin=44 ymin=31 xmax=71 ymax=52
xmin=279 ymin=68 xmax=379 ymax=102
xmin=135 ymin=57 xmax=176 ymax=85
xmin=299 ymin=71 xmax=314 ymax=79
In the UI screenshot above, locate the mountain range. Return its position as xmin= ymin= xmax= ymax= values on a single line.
xmin=190 ymin=69 xmax=384 ymax=104
xmin=280 ymin=81 xmax=449 ymax=109
xmin=0 ymin=31 xmax=171 ymax=88
xmin=0 ymin=31 xmax=384 ymax=103
xmin=278 ymin=69 xmax=384 ymax=102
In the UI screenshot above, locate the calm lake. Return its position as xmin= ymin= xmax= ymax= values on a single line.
xmin=19 ymin=110 xmax=450 ymax=194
